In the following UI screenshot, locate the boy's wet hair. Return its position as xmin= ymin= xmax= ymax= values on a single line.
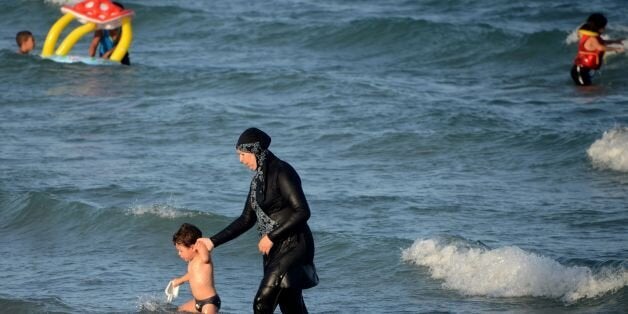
xmin=173 ymin=223 xmax=202 ymax=247
xmin=15 ymin=31 xmax=32 ymax=46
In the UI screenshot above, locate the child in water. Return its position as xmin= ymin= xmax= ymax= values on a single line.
xmin=15 ymin=31 xmax=35 ymax=54
xmin=88 ymin=1 xmax=131 ymax=65
xmin=171 ymin=223 xmax=221 ymax=314
xmin=571 ymin=13 xmax=624 ymax=86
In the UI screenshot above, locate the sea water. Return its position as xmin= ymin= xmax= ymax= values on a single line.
xmin=1 ymin=0 xmax=627 ymax=313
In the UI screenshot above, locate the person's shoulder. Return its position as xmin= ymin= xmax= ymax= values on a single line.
xmin=274 ymin=157 xmax=295 ymax=173
xmin=274 ymin=159 xmax=302 ymax=185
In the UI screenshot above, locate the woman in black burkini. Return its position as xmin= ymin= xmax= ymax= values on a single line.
xmin=197 ymin=128 xmax=318 ymax=314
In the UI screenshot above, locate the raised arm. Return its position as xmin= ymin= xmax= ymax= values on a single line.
xmin=195 ymin=241 xmax=210 ymax=264
xmin=267 ymin=164 xmax=310 ymax=242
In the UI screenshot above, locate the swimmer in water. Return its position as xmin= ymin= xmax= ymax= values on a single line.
xmin=571 ymin=13 xmax=624 ymax=86
xmin=87 ymin=1 xmax=131 ymax=65
xmin=16 ymin=30 xmax=35 ymax=55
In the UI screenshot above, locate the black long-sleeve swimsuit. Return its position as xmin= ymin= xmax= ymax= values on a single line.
xmin=210 ymin=152 xmax=318 ymax=290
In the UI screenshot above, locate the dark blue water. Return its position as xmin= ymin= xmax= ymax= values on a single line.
xmin=1 ymin=0 xmax=627 ymax=313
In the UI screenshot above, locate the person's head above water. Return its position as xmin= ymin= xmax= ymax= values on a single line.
xmin=15 ymin=30 xmax=35 ymax=54
xmin=581 ymin=13 xmax=608 ymax=33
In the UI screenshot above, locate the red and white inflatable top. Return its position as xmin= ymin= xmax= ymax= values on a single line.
xmin=61 ymin=0 xmax=134 ymax=29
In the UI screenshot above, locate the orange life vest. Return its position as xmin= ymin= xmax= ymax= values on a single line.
xmin=574 ymin=30 xmax=604 ymax=69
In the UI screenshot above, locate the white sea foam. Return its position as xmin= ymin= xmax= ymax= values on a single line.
xmin=401 ymin=238 xmax=628 ymax=302
xmin=44 ymin=0 xmax=81 ymax=6
xmin=127 ymin=203 xmax=191 ymax=219
xmin=587 ymin=127 xmax=628 ymax=172
xmin=565 ymin=28 xmax=580 ymax=45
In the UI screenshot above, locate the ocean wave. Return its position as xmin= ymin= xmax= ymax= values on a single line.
xmin=401 ymin=237 xmax=628 ymax=303
xmin=0 ymin=191 xmax=96 ymax=231
xmin=301 ymin=17 xmax=436 ymax=50
xmin=587 ymin=127 xmax=628 ymax=172
xmin=0 ymin=295 xmax=72 ymax=313
xmin=300 ymin=17 xmax=516 ymax=65
xmin=0 ymin=191 xmax=222 ymax=237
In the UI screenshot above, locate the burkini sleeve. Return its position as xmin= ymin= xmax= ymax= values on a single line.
xmin=210 ymin=190 xmax=257 ymax=248
xmin=267 ymin=164 xmax=311 ymax=242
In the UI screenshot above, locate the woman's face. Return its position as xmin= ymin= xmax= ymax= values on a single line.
xmin=237 ymin=150 xmax=257 ymax=170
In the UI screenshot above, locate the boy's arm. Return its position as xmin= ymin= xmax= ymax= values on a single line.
xmin=588 ymin=37 xmax=625 ymax=52
xmin=172 ymin=272 xmax=190 ymax=287
xmin=102 ymin=48 xmax=114 ymax=59
xmin=88 ymin=31 xmax=102 ymax=57
xmin=195 ymin=241 xmax=210 ymax=264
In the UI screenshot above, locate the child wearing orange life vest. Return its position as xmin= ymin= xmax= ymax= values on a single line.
xmin=571 ymin=13 xmax=624 ymax=86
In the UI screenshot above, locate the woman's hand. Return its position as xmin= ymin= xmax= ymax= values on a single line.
xmin=258 ymin=235 xmax=274 ymax=255
xmin=196 ymin=237 xmax=215 ymax=252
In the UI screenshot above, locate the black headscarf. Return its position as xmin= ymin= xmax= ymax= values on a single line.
xmin=236 ymin=128 xmax=277 ymax=235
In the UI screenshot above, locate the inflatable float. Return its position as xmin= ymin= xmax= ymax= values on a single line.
xmin=42 ymin=0 xmax=134 ymax=64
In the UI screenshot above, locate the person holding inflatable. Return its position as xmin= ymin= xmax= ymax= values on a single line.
xmin=88 ymin=1 xmax=130 ymax=65
xmin=197 ymin=128 xmax=318 ymax=314
xmin=571 ymin=13 xmax=624 ymax=86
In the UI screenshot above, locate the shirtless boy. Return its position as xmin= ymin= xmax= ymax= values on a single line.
xmin=171 ymin=223 xmax=221 ymax=313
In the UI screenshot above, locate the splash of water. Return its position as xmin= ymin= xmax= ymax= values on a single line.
xmin=136 ymin=294 xmax=173 ymax=312
xmin=126 ymin=203 xmax=192 ymax=219
xmin=587 ymin=127 xmax=628 ymax=173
